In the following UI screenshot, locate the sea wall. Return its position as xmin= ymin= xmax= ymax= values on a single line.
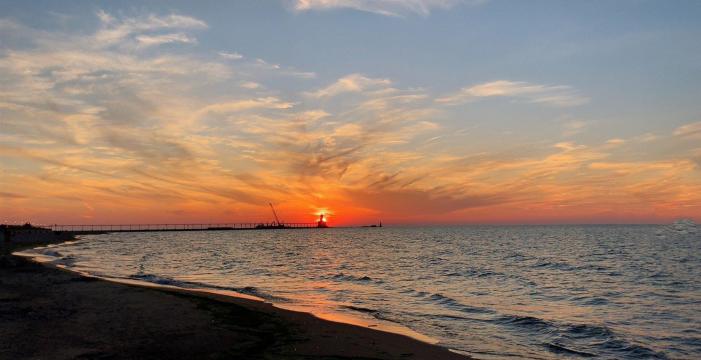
xmin=1 ymin=225 xmax=74 ymax=245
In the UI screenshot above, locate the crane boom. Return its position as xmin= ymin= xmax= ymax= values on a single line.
xmin=269 ymin=203 xmax=281 ymax=226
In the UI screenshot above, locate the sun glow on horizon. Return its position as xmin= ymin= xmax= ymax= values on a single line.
xmin=313 ymin=208 xmax=333 ymax=223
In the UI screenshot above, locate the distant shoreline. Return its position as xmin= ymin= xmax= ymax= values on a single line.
xmin=1 ymin=237 xmax=468 ymax=359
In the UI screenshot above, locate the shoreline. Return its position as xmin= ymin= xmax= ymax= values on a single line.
xmin=1 ymin=239 xmax=470 ymax=359
xmin=14 ymin=241 xmax=438 ymax=345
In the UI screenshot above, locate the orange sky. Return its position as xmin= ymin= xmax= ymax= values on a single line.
xmin=1 ymin=7 xmax=700 ymax=226
xmin=2 ymin=136 xmax=699 ymax=225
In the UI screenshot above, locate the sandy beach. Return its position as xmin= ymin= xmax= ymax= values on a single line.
xmin=0 ymin=242 xmax=468 ymax=360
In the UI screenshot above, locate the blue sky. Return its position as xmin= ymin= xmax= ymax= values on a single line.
xmin=1 ymin=0 xmax=700 ymax=224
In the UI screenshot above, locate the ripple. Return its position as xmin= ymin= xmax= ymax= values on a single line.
xmin=443 ymin=267 xmax=504 ymax=278
xmin=423 ymin=293 xmax=494 ymax=314
xmin=329 ymin=272 xmax=381 ymax=283
xmin=544 ymin=342 xmax=597 ymax=357
xmin=532 ymin=261 xmax=576 ymax=271
xmin=129 ymin=273 xmax=183 ymax=286
xmin=600 ymin=338 xmax=668 ymax=359
xmin=493 ymin=314 xmax=668 ymax=359
xmin=127 ymin=273 xmax=289 ymax=302
xmin=344 ymin=305 xmax=378 ymax=314
xmin=571 ymin=296 xmax=610 ymax=306
xmin=495 ymin=314 xmax=552 ymax=331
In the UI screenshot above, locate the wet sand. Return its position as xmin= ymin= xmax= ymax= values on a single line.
xmin=0 ymin=243 xmax=469 ymax=360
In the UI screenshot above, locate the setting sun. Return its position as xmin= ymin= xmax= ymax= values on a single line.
xmin=313 ymin=209 xmax=332 ymax=222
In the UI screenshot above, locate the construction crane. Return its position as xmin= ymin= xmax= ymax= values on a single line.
xmin=269 ymin=203 xmax=281 ymax=226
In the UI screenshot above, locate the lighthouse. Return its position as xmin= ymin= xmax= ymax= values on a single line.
xmin=317 ymin=214 xmax=328 ymax=228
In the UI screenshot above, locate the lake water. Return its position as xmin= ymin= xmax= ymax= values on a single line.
xmin=24 ymin=224 xmax=701 ymax=359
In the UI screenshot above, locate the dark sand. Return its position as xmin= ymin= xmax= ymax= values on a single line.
xmin=0 ymin=244 xmax=469 ymax=360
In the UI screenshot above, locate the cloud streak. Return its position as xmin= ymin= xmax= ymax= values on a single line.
xmin=94 ymin=11 xmax=207 ymax=47
xmin=307 ymin=73 xmax=391 ymax=98
xmin=674 ymin=121 xmax=701 ymax=139
xmin=437 ymin=80 xmax=589 ymax=107
xmin=219 ymin=51 xmax=244 ymax=60
xmin=292 ymin=0 xmax=486 ymax=17
xmin=136 ymin=33 xmax=197 ymax=47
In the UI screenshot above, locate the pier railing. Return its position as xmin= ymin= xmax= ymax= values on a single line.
xmin=49 ymin=222 xmax=320 ymax=233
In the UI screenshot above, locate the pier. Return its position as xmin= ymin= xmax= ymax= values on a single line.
xmin=48 ymin=222 xmax=323 ymax=234
xmin=1 ymin=222 xmax=325 ymax=244
xmin=35 ymin=204 xmax=331 ymax=234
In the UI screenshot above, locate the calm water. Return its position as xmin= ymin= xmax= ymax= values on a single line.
xmin=26 ymin=225 xmax=701 ymax=359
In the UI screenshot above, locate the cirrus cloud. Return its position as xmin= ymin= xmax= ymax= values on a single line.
xmin=674 ymin=121 xmax=701 ymax=139
xmin=436 ymin=80 xmax=589 ymax=107
xmin=292 ymin=0 xmax=487 ymax=17
xmin=307 ymin=73 xmax=391 ymax=98
xmin=136 ymin=33 xmax=197 ymax=48
xmin=94 ymin=10 xmax=207 ymax=48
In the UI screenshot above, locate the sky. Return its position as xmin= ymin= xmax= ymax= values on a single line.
xmin=1 ymin=0 xmax=700 ymax=225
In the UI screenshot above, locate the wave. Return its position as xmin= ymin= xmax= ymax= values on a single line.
xmin=329 ymin=272 xmax=382 ymax=284
xmin=496 ymin=314 xmax=616 ymax=339
xmin=443 ymin=267 xmax=504 ymax=278
xmin=576 ymin=264 xmax=612 ymax=272
xmin=570 ymin=296 xmax=610 ymax=306
xmin=15 ymin=247 xmax=79 ymax=267
xmin=544 ymin=342 xmax=597 ymax=357
xmin=397 ymin=288 xmax=494 ymax=315
xmin=229 ymin=286 xmax=289 ymax=302
xmin=400 ymin=289 xmax=430 ymax=297
xmin=599 ymin=338 xmax=668 ymax=359
xmin=344 ymin=305 xmax=378 ymax=314
xmin=42 ymin=249 xmax=63 ymax=258
xmin=35 ymin=248 xmax=78 ymax=267
xmin=342 ymin=305 xmax=406 ymax=326
xmin=129 ymin=273 xmax=184 ymax=286
xmin=422 ymin=292 xmax=493 ymax=314
xmin=128 ymin=273 xmax=289 ymax=302
xmin=503 ymin=252 xmax=530 ymax=261
xmin=533 ymin=261 xmax=576 ymax=271
xmin=496 ymin=314 xmax=551 ymax=330
xmin=494 ymin=314 xmax=667 ymax=358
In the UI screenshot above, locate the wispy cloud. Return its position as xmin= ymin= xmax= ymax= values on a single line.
xmin=437 ymin=80 xmax=589 ymax=107
xmin=307 ymin=73 xmax=391 ymax=98
xmin=674 ymin=121 xmax=701 ymax=139
xmin=292 ymin=0 xmax=486 ymax=17
xmin=604 ymin=138 xmax=626 ymax=147
xmin=94 ymin=10 xmax=207 ymax=48
xmin=136 ymin=33 xmax=197 ymax=47
xmin=219 ymin=51 xmax=244 ymax=60
xmin=253 ymin=58 xmax=316 ymax=78
xmin=240 ymin=81 xmax=261 ymax=89
xmin=561 ymin=120 xmax=589 ymax=137
xmin=195 ymin=97 xmax=295 ymax=119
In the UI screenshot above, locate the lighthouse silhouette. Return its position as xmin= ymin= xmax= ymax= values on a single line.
xmin=317 ymin=214 xmax=328 ymax=228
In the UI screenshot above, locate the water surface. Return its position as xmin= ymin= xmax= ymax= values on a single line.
xmin=27 ymin=225 xmax=701 ymax=359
